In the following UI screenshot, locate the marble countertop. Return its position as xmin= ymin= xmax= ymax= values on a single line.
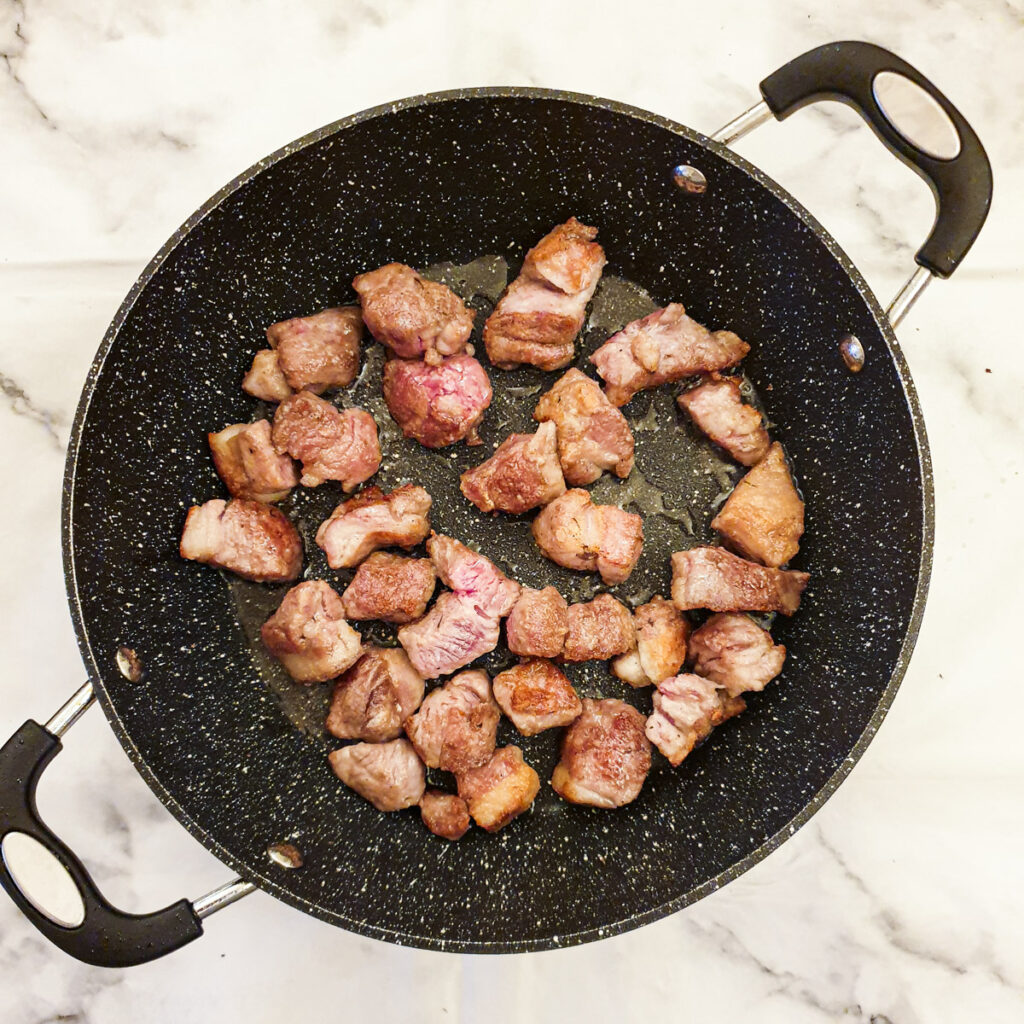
xmin=2 ymin=1 xmax=1022 ymax=1020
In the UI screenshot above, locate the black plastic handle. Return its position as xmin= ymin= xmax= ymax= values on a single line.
xmin=0 ymin=720 xmax=203 ymax=967
xmin=759 ymin=40 xmax=992 ymax=278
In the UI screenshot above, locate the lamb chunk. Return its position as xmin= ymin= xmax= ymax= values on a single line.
xmin=419 ymin=790 xmax=471 ymax=841
xmin=645 ymin=673 xmax=746 ymax=766
xmin=677 ymin=374 xmax=769 ymax=466
xmin=261 ymin=580 xmax=362 ymax=684
xmin=328 ymin=739 xmax=425 ymax=812
xmin=712 ymin=442 xmax=805 ymax=567
xmin=272 ymin=390 xmax=380 ymax=489
xmin=242 ymin=348 xmax=292 ymax=402
xmin=532 ymin=488 xmax=643 ymax=585
xmin=671 ymin=547 xmax=809 ymax=616
xmin=561 ymin=595 xmax=636 ymax=662
xmin=591 ymin=304 xmax=749 ymax=406
xmin=459 ymin=422 xmax=565 ymax=514
xmin=457 ymin=746 xmax=540 ymax=832
xmin=403 ymin=670 xmax=500 ymax=773
xmin=382 ymin=354 xmax=492 ymax=448
xmin=426 ymin=534 xmax=520 ymax=618
xmin=533 ymin=368 xmax=634 ymax=485
xmin=326 ymin=646 xmax=425 ymax=741
xmin=342 ymin=552 xmax=436 ymax=624
xmin=492 ymin=659 xmax=582 ymax=736
xmin=180 ymin=498 xmax=302 ymax=582
xmin=208 ymin=420 xmax=297 ymax=503
xmin=266 ymin=306 xmax=363 ymax=394
xmin=551 ymin=699 xmax=651 ymax=808
xmin=688 ymin=613 xmax=786 ymax=698
xmin=506 ymin=586 xmax=569 ymax=659
xmin=611 ymin=596 xmax=690 ymax=687
xmin=315 ymin=484 xmax=431 ymax=569
xmin=484 ymin=218 xmax=605 ymax=370
xmin=353 ymin=262 xmax=474 ymax=364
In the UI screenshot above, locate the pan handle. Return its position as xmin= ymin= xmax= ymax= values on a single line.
xmin=753 ymin=40 xmax=992 ymax=281
xmin=0 ymin=685 xmax=252 ymax=967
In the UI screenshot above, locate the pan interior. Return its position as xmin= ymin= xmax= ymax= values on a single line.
xmin=65 ymin=92 xmax=926 ymax=952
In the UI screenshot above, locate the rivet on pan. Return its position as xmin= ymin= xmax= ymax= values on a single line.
xmin=672 ymin=164 xmax=707 ymax=194
xmin=115 ymin=646 xmax=144 ymax=683
xmin=267 ymin=842 xmax=304 ymax=870
xmin=839 ymin=334 xmax=865 ymax=373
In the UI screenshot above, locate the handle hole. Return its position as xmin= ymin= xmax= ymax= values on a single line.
xmin=872 ymin=71 xmax=961 ymax=160
xmin=1 ymin=831 xmax=87 ymax=928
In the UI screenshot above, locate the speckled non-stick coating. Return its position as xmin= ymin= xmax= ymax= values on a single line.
xmin=63 ymin=90 xmax=932 ymax=952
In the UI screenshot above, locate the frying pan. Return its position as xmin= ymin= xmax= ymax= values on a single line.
xmin=0 ymin=41 xmax=991 ymax=966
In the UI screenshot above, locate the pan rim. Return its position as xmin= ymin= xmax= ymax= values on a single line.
xmin=61 ymin=85 xmax=934 ymax=953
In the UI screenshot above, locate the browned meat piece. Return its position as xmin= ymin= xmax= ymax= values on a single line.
xmin=315 ymin=484 xmax=432 ymax=569
xmin=353 ymin=263 xmax=475 ymax=364
xmin=261 ymin=580 xmax=362 ymax=683
xmin=484 ymin=218 xmax=605 ymax=370
xmin=265 ymin=306 xmax=363 ymax=394
xmin=677 ymin=374 xmax=769 ymax=466
xmin=712 ymin=443 xmax=804 ymax=567
xmin=493 ymin=659 xmax=582 ymax=735
xmin=551 ymin=699 xmax=651 ymax=808
xmin=689 ymin=613 xmax=786 ymax=698
xmin=419 ymin=790 xmax=471 ymax=840
xmin=457 ymin=746 xmax=540 ymax=832
xmin=326 ymin=646 xmax=425 ymax=741
xmin=403 ymin=670 xmax=500 ymax=773
xmin=591 ymin=304 xmax=750 ymax=407
xmin=505 ymin=586 xmax=569 ymax=659
xmin=341 ymin=552 xmax=436 ymax=624
xmin=427 ymin=534 xmax=520 ymax=616
xmin=272 ymin=391 xmax=380 ymax=489
xmin=645 ymin=673 xmax=746 ymax=766
xmin=561 ymin=594 xmax=636 ymax=662
xmin=208 ymin=420 xmax=297 ymax=503
xmin=671 ymin=547 xmax=809 ymax=616
xmin=532 ymin=489 xmax=643 ymax=585
xmin=611 ymin=596 xmax=690 ymax=687
xmin=459 ymin=422 xmax=565 ymax=514
xmin=328 ymin=739 xmax=425 ymax=812
xmin=242 ymin=348 xmax=293 ymax=402
xmin=180 ymin=498 xmax=302 ymax=582
xmin=533 ymin=368 xmax=634 ymax=485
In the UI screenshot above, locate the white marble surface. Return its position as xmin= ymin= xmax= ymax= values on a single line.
xmin=2 ymin=0 xmax=1023 ymax=1020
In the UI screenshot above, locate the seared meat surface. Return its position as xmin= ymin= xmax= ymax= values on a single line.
xmin=459 ymin=421 xmax=565 ymax=514
xmin=272 ymin=391 xmax=380 ymax=489
xmin=645 ymin=673 xmax=745 ymax=766
xmin=419 ymin=790 xmax=471 ymax=840
xmin=208 ymin=420 xmax=297 ymax=503
xmin=532 ymin=488 xmax=643 ymax=585
xmin=353 ymin=262 xmax=475 ymax=364
xmin=533 ymin=368 xmax=634 ymax=485
xmin=242 ymin=348 xmax=292 ymax=402
xmin=404 ymin=669 xmax=500 ymax=773
xmin=180 ymin=498 xmax=302 ymax=582
xmin=561 ymin=594 xmax=636 ymax=662
xmin=484 ymin=218 xmax=605 ymax=370
xmin=551 ymin=699 xmax=651 ymax=808
xmin=326 ymin=646 xmax=425 ymax=741
xmin=712 ymin=442 xmax=804 ymax=567
xmin=266 ymin=306 xmax=363 ymax=394
xmin=505 ymin=586 xmax=569 ymax=659
xmin=341 ymin=552 xmax=436 ymax=624
xmin=671 ymin=546 xmax=809 ymax=615
xmin=328 ymin=738 xmax=426 ymax=812
xmin=677 ymin=374 xmax=769 ymax=466
xmin=383 ymin=354 xmax=492 ymax=448
xmin=315 ymin=484 xmax=431 ymax=569
xmin=457 ymin=746 xmax=540 ymax=832
xmin=492 ymin=659 xmax=582 ymax=735
xmin=591 ymin=304 xmax=749 ymax=407
xmin=611 ymin=596 xmax=690 ymax=687
xmin=689 ymin=613 xmax=786 ymax=698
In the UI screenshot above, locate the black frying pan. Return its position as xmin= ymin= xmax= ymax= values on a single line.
xmin=0 ymin=41 xmax=991 ymax=966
